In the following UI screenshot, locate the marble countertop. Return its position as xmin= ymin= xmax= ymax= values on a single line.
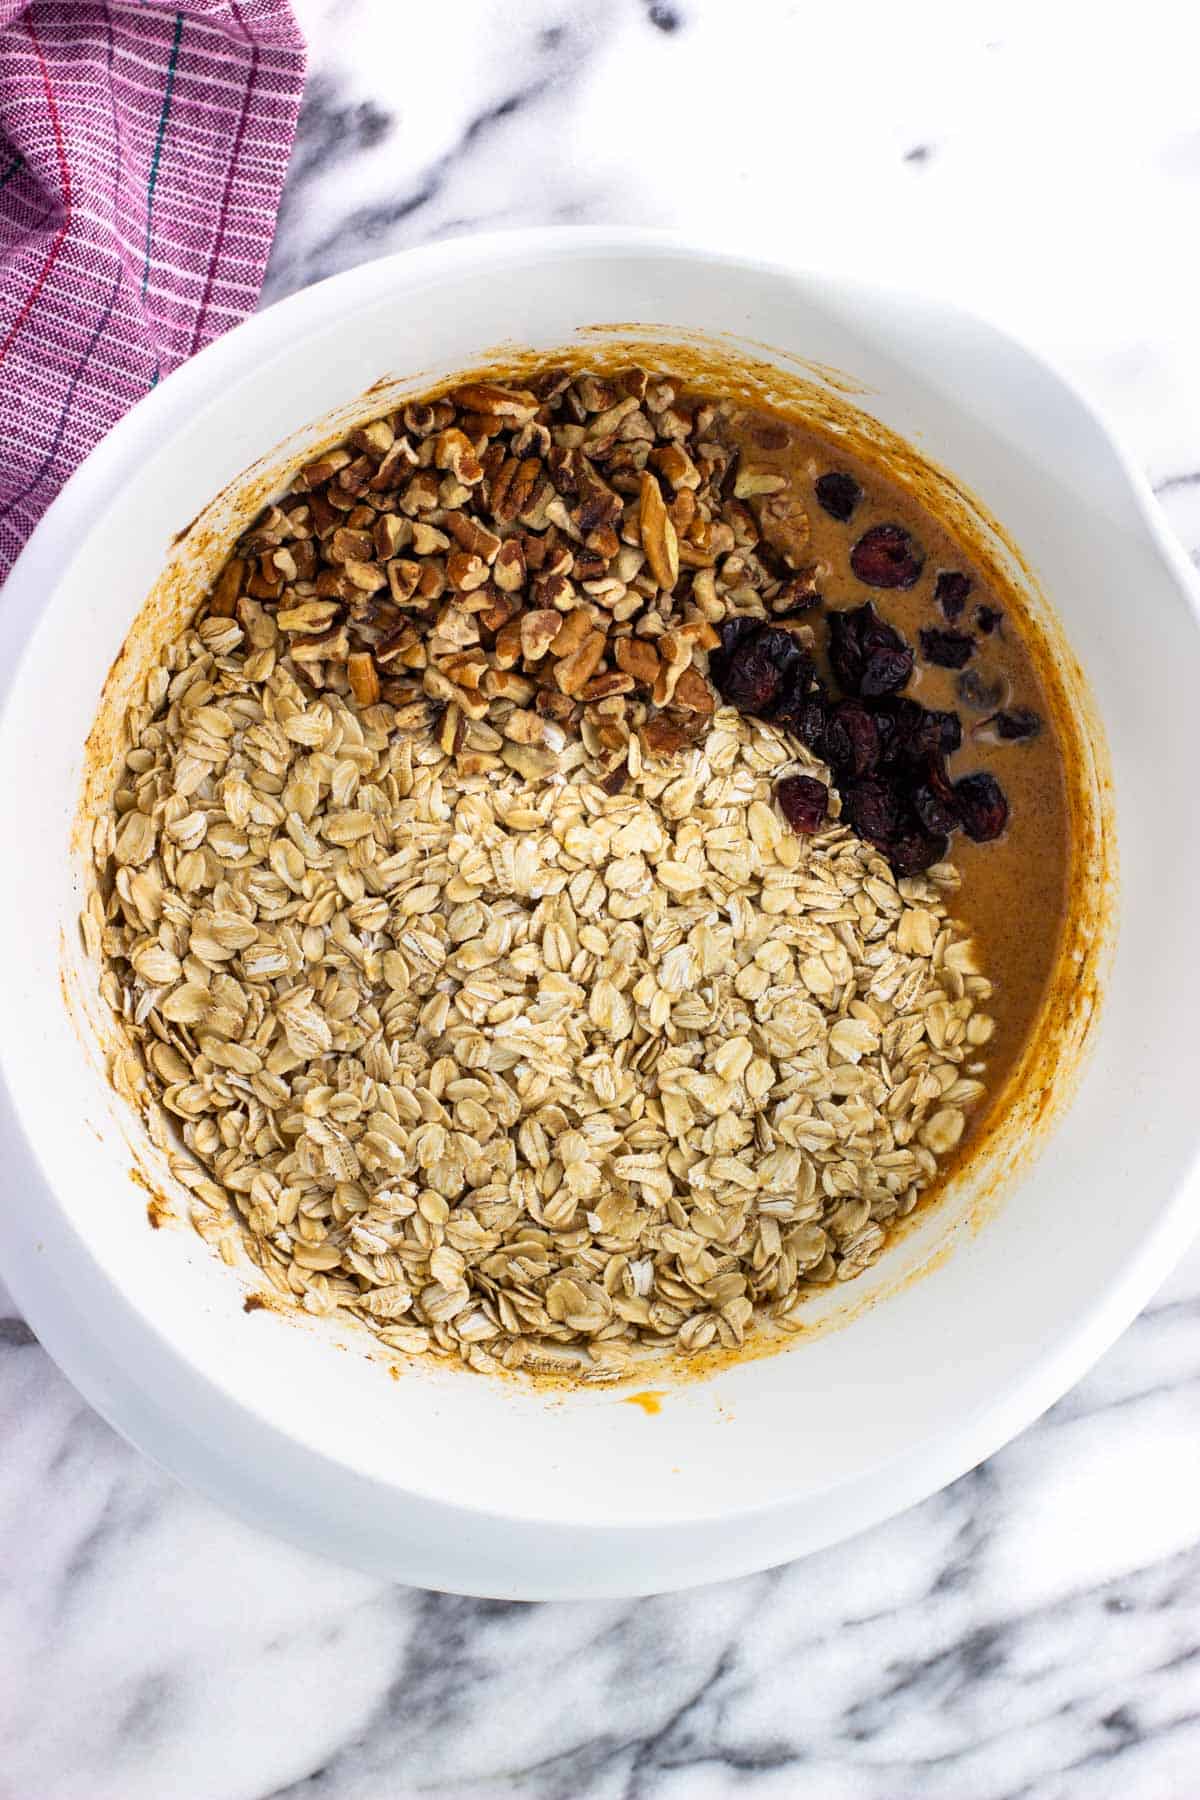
xmin=3 ymin=2 xmax=1200 ymax=1794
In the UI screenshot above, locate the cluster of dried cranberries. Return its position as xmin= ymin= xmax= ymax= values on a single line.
xmin=711 ymin=598 xmax=1012 ymax=877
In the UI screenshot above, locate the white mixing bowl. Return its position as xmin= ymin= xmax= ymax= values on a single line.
xmin=1 ymin=231 xmax=1198 ymax=1599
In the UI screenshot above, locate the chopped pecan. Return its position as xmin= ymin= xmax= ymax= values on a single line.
xmin=493 ymin=538 xmax=526 ymax=593
xmin=277 ymin=599 xmax=341 ymax=634
xmin=415 ymin=562 xmax=446 ymax=602
xmin=373 ymin=514 xmax=411 ymax=560
xmin=494 ymin=619 xmax=524 ymax=669
xmin=548 ymin=608 xmax=593 ymax=659
xmin=576 ymin=470 xmax=623 ymax=535
xmin=434 ymin=428 xmax=483 ymax=485
xmin=535 ymin=687 xmax=577 ymax=722
xmin=449 ymin=383 xmax=539 ymax=423
xmin=477 ymin=590 xmax=521 ymax=634
xmin=423 ymin=664 xmax=489 ymax=721
xmin=438 ymin=702 xmax=464 ymax=758
xmin=533 ymin=571 xmax=575 ymax=612
xmin=501 ymin=707 xmax=562 ymax=748
xmin=669 ymin=490 xmax=697 ymax=535
xmin=753 ymin=489 xmax=811 ymax=568
xmin=401 ymin=469 xmax=441 ymax=515
xmin=573 ymin=375 xmax=618 ymax=413
xmin=342 ymin=560 xmax=387 ymax=594
xmin=733 ymin=467 xmax=788 ymax=500
xmin=315 ymin=567 xmax=354 ymax=600
xmin=614 ymin=636 xmax=661 ymax=685
xmin=652 ymin=632 xmax=693 ymax=707
xmin=585 ymin=525 xmax=621 ymax=561
xmin=245 ymin=564 xmax=284 ymax=601
xmin=290 ymin=624 xmax=350 ymax=664
xmin=402 ymin=400 xmax=438 ymax=438
xmin=210 ymin=559 xmax=244 ymax=618
xmin=347 ymin=652 xmax=381 ymax=707
xmin=291 ymin=538 xmax=318 ymax=581
xmin=351 ymin=419 xmax=395 ymax=458
xmin=494 ymin=457 xmax=541 ymax=524
xmin=676 ymin=616 xmax=721 ymax=650
xmin=431 ymin=603 xmax=480 ymax=650
xmin=387 ymin=560 xmax=422 ymax=606
xmin=555 ymin=630 xmax=606 ymax=697
xmin=408 ymin=522 xmax=446 ymax=557
xmin=522 ymin=529 xmax=549 ymax=572
xmin=369 ymin=436 xmax=419 ymax=492
xmin=446 ymin=550 xmax=489 ymax=593
xmin=638 ymin=471 xmax=680 ymax=591
xmin=440 ymin=650 xmax=489 ymax=691
xmin=650 ymin=443 xmax=701 ymax=490
xmin=671 ymin=668 xmax=715 ymax=715
xmin=297 ymin=449 xmax=351 ymax=491
xmin=640 ymin=715 xmax=692 ymax=758
xmin=374 ymin=626 xmax=417 ymax=667
xmin=333 ymin=455 xmax=373 ymax=498
xmin=580 ymin=671 xmax=635 ymax=701
xmin=484 ymin=669 xmax=537 ymax=704
xmin=442 ymin=510 xmax=501 ymax=563
xmin=308 ymin=489 xmax=338 ymax=536
xmin=520 ymin=609 xmax=562 ymax=663
xmin=460 ymin=411 xmax=508 ymax=440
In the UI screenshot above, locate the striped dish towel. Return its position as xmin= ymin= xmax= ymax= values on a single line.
xmin=0 ymin=1 xmax=305 ymax=577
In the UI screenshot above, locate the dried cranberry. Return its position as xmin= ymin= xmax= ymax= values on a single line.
xmin=909 ymin=750 xmax=961 ymax=836
xmin=919 ymin=628 xmax=975 ymax=670
xmin=993 ymin=706 xmax=1042 ymax=741
xmin=931 ymin=708 xmax=963 ymax=756
xmin=716 ymin=614 xmax=762 ymax=659
xmin=874 ymin=697 xmax=924 ymax=762
xmin=956 ymin=668 xmax=1007 ymax=712
xmin=828 ymin=603 xmax=914 ymax=698
xmin=776 ymin=774 xmax=828 ymax=834
xmin=911 ymin=786 xmax=959 ymax=837
xmin=926 ymin=747 xmax=957 ymax=800
xmin=871 ymin=705 xmax=899 ymax=765
xmin=954 ymin=771 xmax=1009 ymax=841
xmin=711 ymin=620 xmax=822 ymax=725
xmin=755 ymin=626 xmax=810 ymax=685
xmin=888 ymin=828 xmax=950 ymax=877
xmin=712 ymin=637 xmax=781 ymax=712
xmin=975 ymin=605 xmax=1003 ymax=635
xmin=935 ymin=571 xmax=973 ymax=621
xmin=773 ymin=686 xmax=827 ymax=749
xmin=842 ymin=778 xmax=904 ymax=849
xmin=822 ymin=700 xmax=880 ymax=779
xmin=875 ymin=697 xmax=961 ymax=763
xmin=863 ymin=645 xmax=916 ymax=698
xmin=827 ymin=607 xmax=866 ymax=693
xmin=798 ymin=697 xmax=830 ymax=750
xmin=814 ymin=471 xmax=863 ymax=523
xmin=850 ymin=524 xmax=925 ymax=590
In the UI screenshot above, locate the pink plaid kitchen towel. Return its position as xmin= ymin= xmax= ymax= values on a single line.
xmin=0 ymin=0 xmax=305 ymax=577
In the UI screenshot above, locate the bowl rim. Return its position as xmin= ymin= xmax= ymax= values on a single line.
xmin=2 ymin=225 xmax=1199 ymax=1593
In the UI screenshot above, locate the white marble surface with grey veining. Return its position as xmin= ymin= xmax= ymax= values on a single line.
xmin=3 ymin=2 xmax=1200 ymax=1795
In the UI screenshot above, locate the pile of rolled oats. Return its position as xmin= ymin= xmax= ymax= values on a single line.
xmin=87 ymin=586 xmax=994 ymax=1377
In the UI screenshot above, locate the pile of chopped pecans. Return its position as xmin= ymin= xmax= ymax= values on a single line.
xmin=214 ymin=366 xmax=822 ymax=783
